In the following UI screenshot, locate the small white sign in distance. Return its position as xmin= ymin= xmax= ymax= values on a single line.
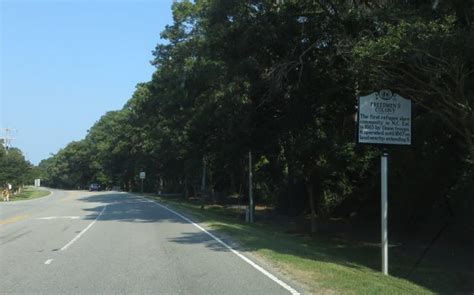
xmin=139 ymin=172 xmax=146 ymax=179
xmin=358 ymin=90 xmax=411 ymax=145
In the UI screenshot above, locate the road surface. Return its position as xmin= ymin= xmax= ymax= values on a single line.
xmin=0 ymin=189 xmax=300 ymax=294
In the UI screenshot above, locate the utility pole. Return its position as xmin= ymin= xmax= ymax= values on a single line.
xmin=1 ymin=128 xmax=17 ymax=154
xmin=248 ymin=150 xmax=254 ymax=223
xmin=201 ymin=157 xmax=206 ymax=210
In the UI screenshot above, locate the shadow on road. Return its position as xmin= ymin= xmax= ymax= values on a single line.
xmin=167 ymin=231 xmax=231 ymax=252
xmin=78 ymin=192 xmax=189 ymax=225
xmin=77 ymin=192 xmax=231 ymax=253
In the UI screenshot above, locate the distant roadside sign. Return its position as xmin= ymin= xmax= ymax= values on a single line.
xmin=358 ymin=90 xmax=411 ymax=145
xmin=139 ymin=172 xmax=146 ymax=179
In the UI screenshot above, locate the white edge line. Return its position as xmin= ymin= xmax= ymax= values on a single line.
xmin=141 ymin=197 xmax=300 ymax=295
xmin=38 ymin=216 xmax=80 ymax=220
xmin=59 ymin=205 xmax=107 ymax=251
xmin=44 ymin=259 xmax=53 ymax=265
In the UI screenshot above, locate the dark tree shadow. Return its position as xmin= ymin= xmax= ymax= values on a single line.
xmin=167 ymin=231 xmax=230 ymax=252
xmin=78 ymin=192 xmax=188 ymax=224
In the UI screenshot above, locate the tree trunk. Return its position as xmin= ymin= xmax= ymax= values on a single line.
xmin=287 ymin=160 xmax=296 ymax=216
xmin=283 ymin=134 xmax=297 ymax=216
xmin=230 ymin=172 xmax=236 ymax=194
xmin=307 ymin=181 xmax=317 ymax=234
xmin=184 ymin=175 xmax=189 ymax=199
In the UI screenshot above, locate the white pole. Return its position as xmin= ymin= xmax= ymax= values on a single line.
xmin=249 ymin=150 xmax=254 ymax=223
xmin=381 ymin=151 xmax=388 ymax=275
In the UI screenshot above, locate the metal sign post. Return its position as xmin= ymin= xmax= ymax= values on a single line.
xmin=139 ymin=172 xmax=146 ymax=193
xmin=381 ymin=150 xmax=388 ymax=275
xmin=357 ymin=89 xmax=412 ymax=275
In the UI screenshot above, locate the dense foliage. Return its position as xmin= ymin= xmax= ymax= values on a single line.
xmin=0 ymin=147 xmax=37 ymax=190
xmin=40 ymin=0 xmax=473 ymax=232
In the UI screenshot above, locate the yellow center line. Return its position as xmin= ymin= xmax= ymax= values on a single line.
xmin=0 ymin=214 xmax=30 ymax=226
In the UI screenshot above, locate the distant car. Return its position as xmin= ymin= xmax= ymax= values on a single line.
xmin=89 ymin=183 xmax=100 ymax=191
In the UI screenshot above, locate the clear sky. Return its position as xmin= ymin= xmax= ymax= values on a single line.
xmin=0 ymin=0 xmax=174 ymax=164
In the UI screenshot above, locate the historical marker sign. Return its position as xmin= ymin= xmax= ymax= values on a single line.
xmin=358 ymin=90 xmax=411 ymax=145
xmin=357 ymin=89 xmax=412 ymax=275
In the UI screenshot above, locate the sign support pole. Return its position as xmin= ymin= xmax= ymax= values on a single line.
xmin=381 ymin=149 xmax=389 ymax=275
xmin=139 ymin=171 xmax=146 ymax=193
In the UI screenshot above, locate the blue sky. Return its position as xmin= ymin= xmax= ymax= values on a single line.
xmin=0 ymin=0 xmax=174 ymax=164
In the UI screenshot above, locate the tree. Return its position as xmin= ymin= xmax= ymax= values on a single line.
xmin=0 ymin=147 xmax=33 ymax=189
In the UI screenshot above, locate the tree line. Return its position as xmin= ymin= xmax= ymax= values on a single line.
xmin=39 ymin=0 xmax=473 ymax=232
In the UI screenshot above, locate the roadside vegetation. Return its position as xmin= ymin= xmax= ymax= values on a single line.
xmin=38 ymin=1 xmax=473 ymax=292
xmin=147 ymin=195 xmax=464 ymax=294
xmin=10 ymin=186 xmax=50 ymax=201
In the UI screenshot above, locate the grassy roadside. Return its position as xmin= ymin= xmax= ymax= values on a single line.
xmin=144 ymin=195 xmax=460 ymax=294
xmin=9 ymin=186 xmax=50 ymax=201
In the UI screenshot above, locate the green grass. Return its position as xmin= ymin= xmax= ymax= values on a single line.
xmin=10 ymin=186 xmax=50 ymax=201
xmin=145 ymin=195 xmax=467 ymax=294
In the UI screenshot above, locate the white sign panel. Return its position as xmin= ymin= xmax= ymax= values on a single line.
xmin=139 ymin=172 xmax=146 ymax=179
xmin=358 ymin=90 xmax=411 ymax=145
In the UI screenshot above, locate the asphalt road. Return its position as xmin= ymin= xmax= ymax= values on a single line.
xmin=0 ymin=189 xmax=300 ymax=295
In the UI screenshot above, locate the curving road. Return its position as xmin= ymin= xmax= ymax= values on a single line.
xmin=0 ymin=189 xmax=300 ymax=295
